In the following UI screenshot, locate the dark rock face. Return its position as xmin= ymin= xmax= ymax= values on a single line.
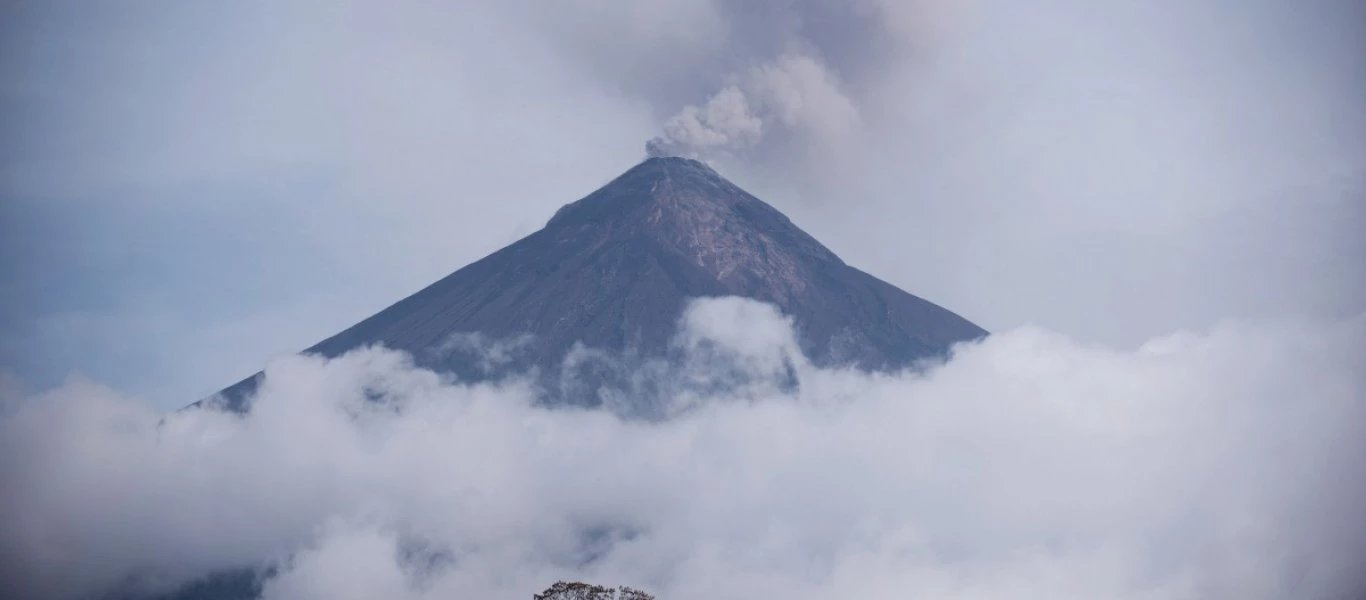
xmin=206 ymin=157 xmax=985 ymax=412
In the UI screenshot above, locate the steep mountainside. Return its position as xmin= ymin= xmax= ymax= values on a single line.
xmin=206 ymin=157 xmax=985 ymax=411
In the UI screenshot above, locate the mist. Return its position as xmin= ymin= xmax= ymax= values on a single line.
xmin=2 ymin=298 xmax=1363 ymax=599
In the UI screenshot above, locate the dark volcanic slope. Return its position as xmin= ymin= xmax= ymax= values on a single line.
xmin=209 ymin=157 xmax=985 ymax=411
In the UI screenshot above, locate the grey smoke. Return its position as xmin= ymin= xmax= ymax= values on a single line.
xmin=627 ymin=0 xmax=955 ymax=160
xmin=646 ymin=53 xmax=860 ymax=159
xmin=646 ymin=86 xmax=763 ymax=158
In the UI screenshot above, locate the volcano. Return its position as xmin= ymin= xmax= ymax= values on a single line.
xmin=204 ymin=157 xmax=985 ymax=412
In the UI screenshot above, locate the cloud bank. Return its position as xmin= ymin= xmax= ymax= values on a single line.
xmin=3 ymin=298 xmax=1363 ymax=600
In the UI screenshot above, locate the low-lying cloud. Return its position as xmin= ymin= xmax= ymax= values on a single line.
xmin=2 ymin=298 xmax=1363 ymax=600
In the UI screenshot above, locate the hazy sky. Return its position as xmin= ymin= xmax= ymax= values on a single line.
xmin=2 ymin=3 xmax=1365 ymax=599
xmin=2 ymin=1 xmax=1364 ymax=408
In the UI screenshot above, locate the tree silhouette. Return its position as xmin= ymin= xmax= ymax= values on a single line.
xmin=533 ymin=581 xmax=655 ymax=600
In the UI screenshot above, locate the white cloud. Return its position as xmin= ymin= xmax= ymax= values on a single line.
xmin=675 ymin=297 xmax=802 ymax=372
xmin=2 ymin=298 xmax=1362 ymax=599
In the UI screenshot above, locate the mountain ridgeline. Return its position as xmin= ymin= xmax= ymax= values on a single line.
xmin=205 ymin=157 xmax=985 ymax=413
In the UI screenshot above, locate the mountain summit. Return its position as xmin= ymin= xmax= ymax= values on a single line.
xmin=208 ymin=157 xmax=985 ymax=411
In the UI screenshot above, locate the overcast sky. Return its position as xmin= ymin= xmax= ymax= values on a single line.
xmin=3 ymin=3 xmax=1366 ymax=599
xmin=2 ymin=0 xmax=1363 ymax=410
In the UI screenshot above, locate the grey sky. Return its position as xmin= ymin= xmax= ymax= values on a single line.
xmin=2 ymin=4 xmax=1365 ymax=598
xmin=2 ymin=0 xmax=1364 ymax=410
